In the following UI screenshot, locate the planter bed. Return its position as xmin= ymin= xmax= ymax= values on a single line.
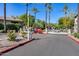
xmin=0 ymin=39 xmax=33 ymax=55
xmin=68 ymin=35 xmax=79 ymax=44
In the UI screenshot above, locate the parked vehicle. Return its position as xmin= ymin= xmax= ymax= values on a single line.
xmin=34 ymin=28 xmax=43 ymax=34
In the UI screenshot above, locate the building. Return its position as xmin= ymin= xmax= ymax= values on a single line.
xmin=74 ymin=15 xmax=79 ymax=33
xmin=0 ymin=16 xmax=23 ymax=24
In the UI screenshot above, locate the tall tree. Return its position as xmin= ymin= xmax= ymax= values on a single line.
xmin=78 ymin=3 xmax=79 ymax=32
xmin=19 ymin=14 xmax=35 ymax=27
xmin=45 ymin=3 xmax=48 ymax=30
xmin=32 ymin=7 xmax=39 ymax=23
xmin=44 ymin=3 xmax=52 ymax=32
xmin=63 ymin=4 xmax=68 ymax=29
xmin=47 ymin=4 xmax=52 ymax=25
xmin=26 ymin=3 xmax=29 ymax=28
xmin=23 ymin=3 xmax=31 ymax=28
xmin=25 ymin=4 xmax=28 ymax=26
xmin=4 ymin=3 xmax=6 ymax=32
xmin=58 ymin=17 xmax=74 ymax=29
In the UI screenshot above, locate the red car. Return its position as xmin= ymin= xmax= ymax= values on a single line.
xmin=34 ymin=28 xmax=43 ymax=34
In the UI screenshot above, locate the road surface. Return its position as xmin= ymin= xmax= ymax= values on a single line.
xmin=2 ymin=34 xmax=79 ymax=56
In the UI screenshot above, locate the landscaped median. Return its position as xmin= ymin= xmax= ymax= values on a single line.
xmin=68 ymin=33 xmax=79 ymax=44
xmin=0 ymin=39 xmax=33 ymax=55
xmin=0 ymin=29 xmax=33 ymax=55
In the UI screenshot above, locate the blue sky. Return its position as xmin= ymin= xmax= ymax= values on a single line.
xmin=0 ymin=3 xmax=77 ymax=23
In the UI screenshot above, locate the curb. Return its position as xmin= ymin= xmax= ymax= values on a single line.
xmin=0 ymin=39 xmax=33 ymax=55
xmin=67 ymin=35 xmax=79 ymax=44
xmin=43 ymin=32 xmax=48 ymax=34
xmin=32 ymin=32 xmax=48 ymax=35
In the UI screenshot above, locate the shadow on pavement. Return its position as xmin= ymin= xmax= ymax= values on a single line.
xmin=32 ymin=38 xmax=41 ymax=40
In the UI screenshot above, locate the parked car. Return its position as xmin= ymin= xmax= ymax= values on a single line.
xmin=34 ymin=28 xmax=43 ymax=34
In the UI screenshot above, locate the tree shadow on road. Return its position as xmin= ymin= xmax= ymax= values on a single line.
xmin=32 ymin=38 xmax=41 ymax=40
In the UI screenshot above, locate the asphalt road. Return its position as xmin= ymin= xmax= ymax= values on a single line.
xmin=2 ymin=34 xmax=79 ymax=56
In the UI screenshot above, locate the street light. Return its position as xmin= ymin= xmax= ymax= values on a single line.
xmin=27 ymin=4 xmax=32 ymax=41
xmin=27 ymin=10 xmax=30 ymax=40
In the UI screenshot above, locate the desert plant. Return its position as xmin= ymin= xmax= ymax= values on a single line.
xmin=19 ymin=28 xmax=27 ymax=38
xmin=7 ymin=30 xmax=16 ymax=41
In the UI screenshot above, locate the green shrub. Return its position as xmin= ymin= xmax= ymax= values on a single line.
xmin=7 ymin=24 xmax=16 ymax=30
xmin=7 ymin=30 xmax=16 ymax=41
xmin=6 ymin=24 xmax=21 ymax=32
xmin=76 ymin=33 xmax=79 ymax=38
xmin=73 ymin=33 xmax=77 ymax=37
xmin=0 ymin=23 xmax=21 ymax=32
xmin=73 ymin=33 xmax=79 ymax=39
xmin=0 ymin=23 xmax=4 ymax=30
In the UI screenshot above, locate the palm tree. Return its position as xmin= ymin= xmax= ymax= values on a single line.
xmin=32 ymin=8 xmax=39 ymax=23
xmin=4 ymin=3 xmax=6 ymax=32
xmin=22 ymin=3 xmax=31 ymax=29
xmin=26 ymin=3 xmax=29 ymax=28
xmin=45 ymin=3 xmax=48 ymax=31
xmin=26 ymin=4 xmax=28 ymax=15
xmin=63 ymin=4 xmax=68 ymax=29
xmin=44 ymin=3 xmax=52 ymax=33
xmin=63 ymin=4 xmax=68 ymax=15
xmin=78 ymin=3 xmax=79 ymax=32
xmin=25 ymin=3 xmax=30 ymax=40
xmin=47 ymin=4 xmax=52 ymax=25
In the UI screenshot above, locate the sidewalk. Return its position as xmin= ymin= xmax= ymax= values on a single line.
xmin=43 ymin=32 xmax=68 ymax=34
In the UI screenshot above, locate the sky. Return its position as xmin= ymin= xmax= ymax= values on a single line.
xmin=0 ymin=3 xmax=77 ymax=23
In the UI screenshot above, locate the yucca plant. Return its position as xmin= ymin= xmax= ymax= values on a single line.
xmin=19 ymin=28 xmax=27 ymax=38
xmin=7 ymin=30 xmax=16 ymax=41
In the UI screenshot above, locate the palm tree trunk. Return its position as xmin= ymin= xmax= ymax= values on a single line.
xmin=49 ymin=11 xmax=51 ymax=25
xmin=78 ymin=3 xmax=79 ymax=32
xmin=45 ymin=5 xmax=47 ymax=30
xmin=4 ymin=3 xmax=6 ymax=32
xmin=65 ymin=11 xmax=67 ymax=31
xmin=45 ymin=5 xmax=48 ymax=33
xmin=35 ymin=13 xmax=36 ymax=23
xmin=25 ymin=3 xmax=28 ymax=29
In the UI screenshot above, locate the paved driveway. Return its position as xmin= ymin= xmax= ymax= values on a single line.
xmin=2 ymin=34 xmax=79 ymax=56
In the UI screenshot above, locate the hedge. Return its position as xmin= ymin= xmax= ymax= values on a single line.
xmin=73 ymin=33 xmax=79 ymax=39
xmin=0 ymin=23 xmax=21 ymax=32
xmin=0 ymin=23 xmax=4 ymax=30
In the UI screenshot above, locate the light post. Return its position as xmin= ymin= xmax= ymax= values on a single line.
xmin=27 ymin=4 xmax=32 ymax=41
xmin=27 ymin=10 xmax=30 ymax=40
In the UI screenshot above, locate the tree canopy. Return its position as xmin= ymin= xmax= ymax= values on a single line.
xmin=18 ymin=14 xmax=35 ymax=27
xmin=58 ymin=17 xmax=74 ymax=29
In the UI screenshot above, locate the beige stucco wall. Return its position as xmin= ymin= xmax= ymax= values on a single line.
xmin=74 ymin=17 xmax=78 ymax=33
